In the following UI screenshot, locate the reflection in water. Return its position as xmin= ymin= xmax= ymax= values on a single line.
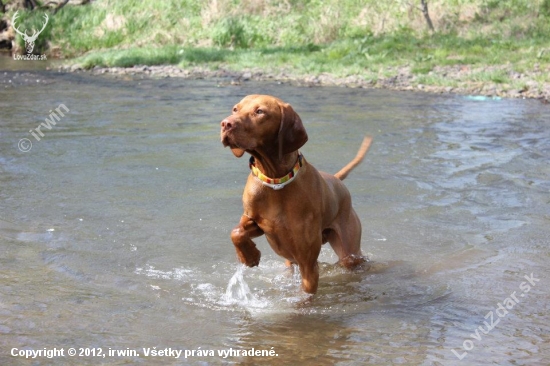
xmin=0 ymin=70 xmax=549 ymax=365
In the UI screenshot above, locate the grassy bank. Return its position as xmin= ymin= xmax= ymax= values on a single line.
xmin=11 ymin=0 xmax=550 ymax=97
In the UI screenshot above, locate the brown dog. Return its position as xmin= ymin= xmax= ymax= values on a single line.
xmin=220 ymin=95 xmax=372 ymax=294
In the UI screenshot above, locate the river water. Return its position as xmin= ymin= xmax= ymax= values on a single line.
xmin=0 ymin=64 xmax=549 ymax=365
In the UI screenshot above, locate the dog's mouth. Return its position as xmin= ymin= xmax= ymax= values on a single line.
xmin=220 ymin=132 xmax=246 ymax=157
xmin=221 ymin=132 xmax=234 ymax=148
xmin=221 ymin=135 xmax=229 ymax=147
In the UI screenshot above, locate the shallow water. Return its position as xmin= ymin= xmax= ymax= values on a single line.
xmin=0 ymin=67 xmax=549 ymax=365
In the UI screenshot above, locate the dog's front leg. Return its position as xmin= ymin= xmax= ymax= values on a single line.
xmin=230 ymin=214 xmax=263 ymax=267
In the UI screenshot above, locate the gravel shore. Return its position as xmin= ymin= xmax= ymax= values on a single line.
xmin=18 ymin=65 xmax=528 ymax=104
xmin=62 ymin=63 xmax=550 ymax=103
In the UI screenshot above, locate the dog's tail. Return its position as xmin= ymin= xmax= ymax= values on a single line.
xmin=334 ymin=136 xmax=373 ymax=180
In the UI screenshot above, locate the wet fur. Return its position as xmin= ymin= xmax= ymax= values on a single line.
xmin=220 ymin=94 xmax=372 ymax=294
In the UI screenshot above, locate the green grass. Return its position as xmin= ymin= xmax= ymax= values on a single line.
xmin=77 ymin=46 xmax=231 ymax=68
xmin=8 ymin=0 xmax=550 ymax=89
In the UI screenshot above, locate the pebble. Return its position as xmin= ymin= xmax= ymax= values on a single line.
xmin=51 ymin=63 xmax=548 ymax=102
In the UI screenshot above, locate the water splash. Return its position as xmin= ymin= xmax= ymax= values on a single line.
xmin=221 ymin=265 xmax=268 ymax=308
xmin=135 ymin=265 xmax=192 ymax=280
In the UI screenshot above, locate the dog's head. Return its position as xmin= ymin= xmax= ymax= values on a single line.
xmin=220 ymin=94 xmax=308 ymax=159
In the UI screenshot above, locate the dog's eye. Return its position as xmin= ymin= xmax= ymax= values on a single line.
xmin=256 ymin=109 xmax=264 ymax=115
xmin=232 ymin=107 xmax=238 ymax=113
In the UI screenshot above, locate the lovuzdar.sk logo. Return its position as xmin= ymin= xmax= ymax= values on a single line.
xmin=11 ymin=10 xmax=48 ymax=60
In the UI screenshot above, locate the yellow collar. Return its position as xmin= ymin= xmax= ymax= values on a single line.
xmin=249 ymin=154 xmax=303 ymax=190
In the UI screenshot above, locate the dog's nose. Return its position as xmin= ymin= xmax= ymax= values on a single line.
xmin=221 ymin=119 xmax=233 ymax=131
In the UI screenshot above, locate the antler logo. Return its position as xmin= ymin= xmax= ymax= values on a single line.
xmin=12 ymin=10 xmax=49 ymax=54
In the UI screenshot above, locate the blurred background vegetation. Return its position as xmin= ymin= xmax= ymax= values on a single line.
xmin=2 ymin=0 xmax=549 ymax=92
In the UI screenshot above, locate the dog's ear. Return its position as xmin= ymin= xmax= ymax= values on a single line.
xmin=278 ymin=102 xmax=308 ymax=160
xmin=231 ymin=147 xmax=245 ymax=158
